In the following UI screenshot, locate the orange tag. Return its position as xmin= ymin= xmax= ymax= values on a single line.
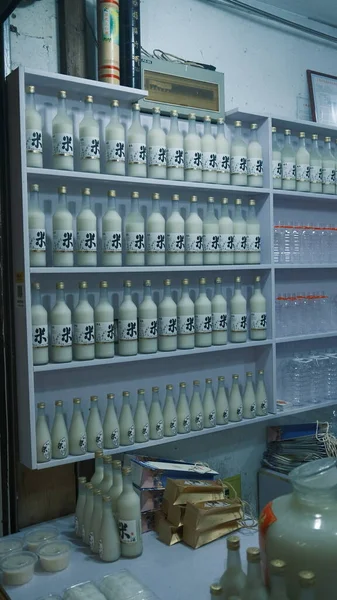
xmin=259 ymin=501 xmax=277 ymax=586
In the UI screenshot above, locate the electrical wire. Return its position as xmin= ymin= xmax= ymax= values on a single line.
xmin=141 ymin=47 xmax=206 ymax=69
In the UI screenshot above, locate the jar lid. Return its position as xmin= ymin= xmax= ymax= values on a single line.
xmin=0 ymin=538 xmax=23 ymax=557
xmin=24 ymin=526 xmax=59 ymax=547
xmin=37 ymin=540 xmax=72 ymax=558
xmin=0 ymin=550 xmax=37 ymax=571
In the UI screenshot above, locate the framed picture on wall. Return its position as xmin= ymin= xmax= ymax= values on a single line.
xmin=307 ymin=70 xmax=337 ymax=125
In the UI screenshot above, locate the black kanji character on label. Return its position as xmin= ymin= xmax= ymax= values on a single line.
xmin=212 ymin=235 xmax=219 ymax=250
xmin=62 ymin=135 xmax=73 ymax=153
xmin=204 ymin=316 xmax=212 ymax=331
xmin=260 ymin=314 xmax=267 ymax=328
xmin=176 ymin=235 xmax=184 ymax=250
xmin=150 ymin=321 xmax=158 ymax=336
xmin=62 ymin=326 xmax=72 ymax=344
xmin=36 ymin=230 xmax=46 ymax=248
xmin=84 ymin=325 xmax=94 ymax=342
xmin=194 ymin=152 xmax=202 ymax=167
xmin=85 ymin=233 xmax=96 ymax=249
xmin=31 ymin=131 xmax=42 ymax=149
xmin=227 ymin=236 xmax=234 ymax=250
xmin=168 ymin=318 xmax=177 ymax=333
xmin=127 ymin=322 xmax=137 ymax=338
xmin=62 ymin=232 xmax=73 ymax=249
xmin=134 ymin=233 xmax=144 ymax=250
xmin=319 ymin=168 xmax=323 ymax=181
xmin=186 ymin=317 xmax=194 ymax=332
xmin=209 ymin=153 xmax=217 ymax=169
xmin=156 ymin=235 xmax=165 ymax=250
xmin=241 ymin=236 xmax=247 ymax=250
xmin=256 ymin=159 xmax=263 ymax=174
xmin=107 ymin=324 xmax=114 ymax=339
xmin=119 ymin=522 xmax=130 ymax=540
xmin=255 ymin=236 xmax=261 ymax=250
xmin=292 ymin=164 xmax=296 ymax=177
xmin=305 ymin=166 xmax=310 ymax=179
xmin=240 ymin=157 xmax=247 ymax=171
xmin=175 ymin=149 xmax=183 ymax=165
xmin=115 ymin=142 xmax=125 ymax=158
xmin=222 ymin=155 xmax=230 ymax=170
xmin=139 ymin=145 xmax=146 ymax=161
xmin=158 ymin=147 xmax=166 ymax=163
xmin=34 ymin=327 xmax=47 ymax=345
xmin=240 ymin=316 xmax=247 ymax=329
xmin=111 ymin=233 xmax=121 ymax=250
xmin=90 ymin=139 xmax=99 ymax=155
xmin=277 ymin=163 xmax=282 ymax=176
xmin=220 ymin=314 xmax=227 ymax=329
xmin=196 ymin=235 xmax=203 ymax=250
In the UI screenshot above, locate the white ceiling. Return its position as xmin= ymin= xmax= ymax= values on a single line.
xmin=257 ymin=0 xmax=337 ymax=25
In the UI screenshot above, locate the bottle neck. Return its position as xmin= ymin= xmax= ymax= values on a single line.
xmin=152 ymin=112 xmax=161 ymax=129
xmin=110 ymin=105 xmax=119 ymax=123
xmin=214 ymin=282 xmax=222 ymax=296
xmin=299 ymin=588 xmax=315 ymax=600
xmin=137 ymin=396 xmax=146 ymax=406
xmin=218 ymin=379 xmax=225 ymax=391
xmin=107 ymin=196 xmax=117 ymax=210
xmin=30 ymin=189 xmax=40 ymax=210
xmin=205 ymin=382 xmax=212 ymax=394
xmin=165 ymin=390 xmax=174 ymax=403
xmin=99 ymin=286 xmax=108 ymax=302
xmin=226 ymin=547 xmax=242 ymax=570
xmin=179 ymin=389 xmax=187 ymax=401
xmin=234 ymin=205 xmax=242 ymax=219
xmin=247 ymin=561 xmax=263 ymax=584
xmin=79 ymin=482 xmax=86 ymax=496
xmin=103 ymin=463 xmax=112 ymax=479
xmin=231 ymin=380 xmax=239 ymax=392
xmin=37 ymin=406 xmax=45 ymax=419
xmin=325 ymin=141 xmax=332 ymax=153
xmin=58 ymin=192 xmax=67 ymax=209
xmin=143 ymin=286 xmax=152 ymax=300
xmin=193 ymin=384 xmax=200 ymax=395
xmin=26 ymin=92 xmax=36 ymax=111
xmin=312 ymin=139 xmax=319 ymax=151
xmin=79 ymin=287 xmax=88 ymax=302
xmin=170 ymin=114 xmax=179 ymax=133
xmin=248 ymin=205 xmax=256 ymax=219
xmin=254 ymin=281 xmax=261 ymax=293
xmin=131 ymin=197 xmax=139 ymax=213
xmin=217 ymin=122 xmax=224 ymax=136
xmin=250 ymin=129 xmax=258 ymax=142
xmin=199 ymin=282 xmax=207 ymax=297
xmin=123 ymin=286 xmax=131 ymax=301
xmin=234 ymin=281 xmax=241 ymax=294
xmin=188 ymin=118 xmax=197 ymax=135
xmin=84 ymin=101 xmax=94 ymax=119
xmin=31 ymin=287 xmax=42 ymax=306
xmin=55 ymin=405 xmax=63 ymax=417
xmin=221 ymin=203 xmax=229 ymax=217
xmin=73 ymin=403 xmax=81 ymax=415
xmin=189 ymin=202 xmax=197 ymax=215
xmin=272 ymin=132 xmax=278 ymax=146
xmin=58 ymin=97 xmax=67 ymax=115
xmin=152 ymin=390 xmax=160 ymax=403
xmin=204 ymin=121 xmax=212 ymax=135
xmin=270 ymin=573 xmax=288 ymax=595
xmin=56 ymin=288 xmax=65 ymax=303
xmin=257 ymin=373 xmax=264 ymax=384
xmin=122 ymin=396 xmax=131 ymax=408
xmin=171 ymin=199 xmax=180 ymax=214
xmin=299 ymin=137 xmax=306 ymax=149
xmin=113 ymin=467 xmax=122 ymax=485
xmin=284 ymin=135 xmax=292 ymax=148
xmin=152 ymin=198 xmax=160 ymax=213
xmin=181 ymin=283 xmax=189 ymax=298
xmin=81 ymin=193 xmax=90 ymax=210
xmin=107 ymin=397 xmax=115 ymax=410
xmin=164 ymin=285 xmax=172 ymax=299
xmin=94 ymin=494 xmax=102 ymax=507
xmin=132 ymin=108 xmax=141 ymax=126
xmin=95 ymin=457 xmax=103 ymax=471
xmin=234 ymin=126 xmax=242 ymax=140
xmin=207 ymin=202 xmax=215 ymax=217
xmin=123 ymin=472 xmax=134 ymax=493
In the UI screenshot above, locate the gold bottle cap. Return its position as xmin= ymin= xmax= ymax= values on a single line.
xmin=221 ymin=197 xmax=228 ymax=205
xmin=144 ymin=280 xmax=151 ymax=287
xmin=233 ymin=374 xmax=239 ymax=380
xmin=208 ymin=196 xmax=215 ymax=203
xmin=152 ymin=192 xmax=160 ymax=200
xmin=26 ymin=85 xmax=35 ymax=94
xmin=55 ymin=400 xmax=63 ymax=407
xmin=272 ymin=126 xmax=277 ymax=133
xmin=30 ymin=183 xmax=39 ymax=192
xmin=312 ymin=134 xmax=318 ymax=140
xmin=94 ymin=450 xmax=103 ymax=458
xmin=171 ymin=109 xmax=178 ymax=117
xmin=124 ymin=280 xmax=132 ymax=287
xmin=247 ymin=547 xmax=261 ymax=562
xmin=246 ymin=372 xmax=252 ymax=377
xmin=270 ymin=559 xmax=286 ymax=573
xmin=85 ymin=482 xmax=94 ymax=489
xmin=299 ymin=131 xmax=306 ymax=138
xmin=103 ymin=455 xmax=112 ymax=463
xmin=132 ymin=102 xmax=140 ymax=110
xmin=210 ymin=583 xmax=222 ymax=596
xmin=93 ymin=488 xmax=102 ymax=496
xmin=204 ymin=115 xmax=211 ymax=122
xmin=251 ymin=123 xmax=258 ymax=130
xmin=199 ymin=277 xmax=206 ymax=284
xmin=111 ymin=99 xmax=119 ymax=107
xmin=123 ymin=391 xmax=130 ymax=397
xmin=107 ymin=393 xmax=114 ymax=399
xmin=82 ymin=187 xmax=91 ymax=196
xmin=166 ymin=384 xmax=173 ymax=390
xmin=227 ymin=535 xmax=240 ymax=549
xmin=172 ymin=194 xmax=179 ymax=201
xmin=73 ymin=398 xmax=81 ymax=404
xmin=122 ymin=466 xmax=132 ymax=475
xmin=234 ymin=120 xmax=242 ymax=127
xmin=325 ymin=136 xmax=331 ymax=142
xmin=90 ymin=395 xmax=98 ymax=401
xmin=218 ymin=375 xmax=225 ymax=381
xmin=182 ymin=278 xmax=189 ymax=285
xmin=78 ymin=476 xmax=86 ymax=483
xmin=138 ymin=389 xmax=145 ymax=395
xmin=205 ymin=378 xmax=212 ymax=384
xmin=153 ymin=106 xmax=161 ymax=114
xmin=56 ymin=281 xmax=64 ymax=290
xmin=37 ymin=402 xmax=45 ymax=409
xmin=190 ymin=195 xmax=198 ymax=202
xmin=215 ymin=277 xmax=222 ymax=284
xmin=284 ymin=129 xmax=291 ymax=135
xmin=85 ymin=95 xmax=93 ymax=103
xmin=58 ymin=90 xmax=67 ymax=99
xmin=32 ymin=282 xmax=40 ymax=290
xmin=235 ymin=276 xmax=241 ymax=283
xmin=58 ymin=186 xmax=67 ymax=194
xmin=152 ymin=386 xmax=159 ymax=392
xmin=217 ymin=117 xmax=224 ymax=124
xmin=235 ymin=198 xmax=242 ymax=205
xmin=112 ymin=460 xmax=121 ymax=467
xmin=79 ymin=281 xmax=88 ymax=289
xmin=299 ymin=571 xmax=315 ymax=587
xmin=164 ymin=279 xmax=171 ymax=286
xmin=258 ymin=369 xmax=264 ymax=375
xmin=108 ymin=189 xmax=116 ymax=197
xmin=131 ymin=191 xmax=139 ymax=199
xmin=180 ymin=382 xmax=186 ymax=388
xmin=249 ymin=199 xmax=256 ymax=206
xmin=188 ymin=113 xmax=196 ymax=119
xmin=100 ymin=281 xmax=108 ymax=288
xmin=255 ymin=276 xmax=261 ymax=283
xmin=102 ymin=495 xmax=112 ymax=502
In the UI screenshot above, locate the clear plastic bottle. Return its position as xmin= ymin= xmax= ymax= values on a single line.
xmin=250 ymin=276 xmax=267 ymax=341
xmin=166 ymin=109 xmax=184 ymax=180
xmin=282 ymin=130 xmax=296 ymax=191
xmin=134 ymin=389 xmax=150 ymax=442
xmin=117 ymin=466 xmax=143 ymax=558
xmin=247 ymin=123 xmax=263 ymax=187
xmin=202 ymin=115 xmax=217 ymax=183
xmin=233 ymin=198 xmax=247 ymax=264
xmin=242 ymin=547 xmax=268 ymax=600
xmin=269 ymin=559 xmax=290 ymax=600
xmin=185 ymin=195 xmax=203 ymax=265
xmin=177 ymin=278 xmax=195 ymax=350
xmin=231 ymin=120 xmax=247 ymax=186
xmin=125 ymin=191 xmax=145 ymax=266
xmin=25 ymin=85 xmax=43 ymax=168
xmin=310 ymin=134 xmax=323 ymax=193
xmin=110 ymin=459 xmax=123 ymax=514
xmin=105 ymin=99 xmax=125 ymax=176
xmin=28 ymin=183 xmax=46 ymax=267
xmin=296 ymin=132 xmax=310 ymax=192
xmin=52 ymin=90 xmax=74 ymax=171
xmin=36 ymin=402 xmax=51 ymax=463
xmin=256 ymin=369 xmax=268 ymax=416
xmin=298 ymin=571 xmax=315 ymax=600
xmin=177 ymin=382 xmax=191 ymax=434
xmin=99 ymin=494 xmax=121 ymax=562
xmin=184 ymin=113 xmax=202 ymax=182
xmin=230 ymin=276 xmax=247 ymax=343
xmin=203 ymin=196 xmax=220 ymax=265
xmin=229 ymin=375 xmax=243 ymax=422
xmin=103 ymin=393 xmax=120 ymax=449
xmin=50 ymin=281 xmax=72 ymax=363
xmin=118 ymin=280 xmax=138 ymax=356
xmin=102 ymin=190 xmax=122 ymax=267
xmin=148 ymin=107 xmax=167 ymax=179
xmin=195 ymin=277 xmax=212 ymax=347
xmin=322 ymin=136 xmax=336 ymax=194
xmin=246 ymin=199 xmax=261 ymax=264
xmin=158 ymin=279 xmax=177 ymax=352
xmin=166 ymin=194 xmax=185 ymax=266
xmin=76 ymin=187 xmax=97 ymax=267
xmin=215 ymin=376 xmax=229 ymax=425
xmin=89 ymin=489 xmax=103 ymax=554
xmin=149 ymin=386 xmax=164 ymax=440
xmin=119 ymin=391 xmax=135 ymax=446
xmin=51 ymin=400 xmax=69 ymax=459
xmin=190 ymin=380 xmax=204 ymax=431
xmin=138 ymin=280 xmax=158 ymax=354
xmin=219 ymin=198 xmax=234 ymax=265
xmin=163 ymin=384 xmax=177 ymax=436
xmin=79 ymin=95 xmax=100 ymax=173
xmin=31 ymin=282 xmax=48 ymax=365
xmin=127 ymin=103 xmax=147 ymax=177
xmin=203 ymin=378 xmax=216 ymax=428
xmin=146 ymin=193 xmax=165 ymax=266
xmin=212 ymin=276 xmax=227 ymax=346
xmin=86 ymin=396 xmax=103 ymax=452
xmin=69 ymin=398 xmax=87 ymax=455
xmin=95 ymin=281 xmax=114 ymax=359
xmin=82 ymin=482 xmax=94 ymax=544
xmin=272 ymin=127 xmax=282 ymax=189
xmin=75 ymin=476 xmax=87 ymax=537
xmin=53 ymin=185 xmax=74 ymax=266
xmin=220 ymin=535 xmax=246 ymax=598
xmin=242 ymin=372 xmax=256 ymax=419
xmin=216 ymin=117 xmax=230 ymax=184
xmin=73 ymin=281 xmax=95 ymax=361
xmin=99 ymin=455 xmax=114 ymax=495
xmin=91 ymin=450 xmax=104 ymax=486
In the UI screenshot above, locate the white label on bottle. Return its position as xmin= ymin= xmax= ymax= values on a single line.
xmin=148 ymin=145 xmax=167 ymax=166
xmin=96 ymin=431 xmax=103 ymax=448
xmin=53 ymin=229 xmax=74 ymax=252
xmin=251 ymin=312 xmax=267 ymax=330
xmin=106 ymin=139 xmax=125 ymax=162
xmin=169 ymin=417 xmax=177 ymax=434
xmin=195 ymin=314 xmax=212 ymax=333
xmin=119 ymin=519 xmax=138 ymax=543
xmin=193 ymin=413 xmax=203 ymax=430
xmin=158 ymin=315 xmax=177 ymax=336
xmin=139 ymin=317 xmax=158 ymax=339
xmin=29 ymin=228 xmax=46 ymax=252
xmin=212 ymin=312 xmax=227 ymax=331
xmin=73 ymin=322 xmax=95 ymax=345
xmin=119 ymin=319 xmax=138 ymax=341
xmin=237 ymin=406 xmax=243 ymax=418
xmin=80 ymin=136 xmax=100 ymax=159
xmin=233 ymin=234 xmax=247 ymax=252
xmin=154 ymin=420 xmax=164 ymax=436
xmin=181 ymin=414 xmax=191 ymax=432
xmin=230 ymin=155 xmax=247 ymax=174
xmin=79 ymin=433 xmax=87 ymax=453
xmin=258 ymin=399 xmax=268 ymax=414
xmin=178 ymin=314 xmax=195 ymax=335
xmin=128 ymin=425 xmax=135 ymax=443
xmin=167 ymin=147 xmax=184 ymax=168
xmin=26 ymin=128 xmax=42 ymax=153
xmin=75 ymin=516 xmax=79 ymax=535
xmin=89 ymin=532 xmax=94 ymax=551
xmin=185 ymin=233 xmax=203 ymax=253
xmin=103 ymin=230 xmax=122 ymax=253
xmin=51 ymin=324 xmax=72 ymax=347
xmin=231 ymin=313 xmax=247 ymax=332
xmin=250 ymin=403 xmax=256 ymax=416
xmin=310 ymin=165 xmax=322 ymax=183
xmin=247 ymin=158 xmax=264 ymax=176
xmin=322 ymin=167 xmax=335 ymax=185
xmin=223 ymin=409 xmax=229 ymax=421
xmin=146 ymin=232 xmax=165 ymax=253
xmin=32 ymin=325 xmax=48 ymax=348
xmin=272 ymin=160 xmax=282 ymax=179
xmin=203 ymin=233 xmax=220 ymax=253
xmin=98 ymin=539 xmax=103 ymax=559
xmin=219 ymin=233 xmax=235 ymax=253
xmin=56 ymin=437 xmax=67 ymax=456
xmin=126 ymin=231 xmax=145 ymax=253
xmin=140 ymin=422 xmax=149 ymax=441
xmin=202 ymin=152 xmax=217 ymax=171
xmin=128 ymin=142 xmax=146 ymax=164
xmin=52 ymin=132 xmax=74 ymax=156
xmin=246 ymin=234 xmax=261 ymax=252
xmin=217 ymin=153 xmax=230 ymax=173
xmin=206 ymin=409 xmax=216 ymax=426
xmin=40 ymin=439 xmax=51 ymax=461
xmin=95 ymin=321 xmax=115 ymax=343
xmin=110 ymin=428 xmax=119 ymax=447
xmin=166 ymin=233 xmax=185 ymax=253
xmin=77 ymin=230 xmax=97 ymax=252
xmin=296 ymin=164 xmax=310 ymax=182
xmin=184 ymin=150 xmax=202 ymax=171
xmin=282 ymin=161 xmax=296 ymax=180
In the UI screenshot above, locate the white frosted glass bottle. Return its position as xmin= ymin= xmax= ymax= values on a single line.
xmin=103 ymin=393 xmax=120 ymax=449
xmin=247 ymin=123 xmax=264 ymax=187
xmin=298 ymin=571 xmax=315 ymax=600
xmin=125 ymin=191 xmax=145 ymax=266
xmin=52 ymin=90 xmax=74 ymax=171
xmin=53 ymin=186 xmax=74 ymax=266
xmin=138 ymin=280 xmax=158 ymax=354
xmin=177 ymin=278 xmax=195 ymax=350
xmin=146 ymin=193 xmax=165 ymax=266
xmin=51 ymin=400 xmax=69 ymax=459
xmin=216 ymin=117 xmax=230 ymax=184
xmin=203 ymin=197 xmax=220 ymax=265
xmin=134 ymin=389 xmax=150 ymax=442
xmin=76 ymin=188 xmax=97 ymax=266
xmin=242 ymin=372 xmax=256 ymax=419
xmin=296 ymin=132 xmax=310 ymax=192
xmin=322 ymin=136 xmax=336 ymax=194
xmin=99 ymin=494 xmax=121 ymax=562
xmin=256 ymin=370 xmax=268 ymax=416
xmin=127 ymin=102 xmax=147 ymax=177
xmin=246 ymin=199 xmax=261 ymax=264
xmin=25 ymin=85 xmax=43 ymax=167
xmin=95 ymin=281 xmax=114 ymax=359
xmin=91 ymin=450 xmax=104 ymax=486
xmin=177 ymin=382 xmax=191 ymax=434
xmin=148 ymin=107 xmax=167 ymax=179
xmin=272 ymin=126 xmax=282 ymax=189
xmin=195 ymin=277 xmax=212 ymax=347
xmin=190 ymin=380 xmax=204 ymax=431
xmin=310 ymin=134 xmax=323 ymax=193
xmin=242 ymin=548 xmax=268 ymax=600
xmin=229 ymin=375 xmax=243 ymax=422
xmin=89 ymin=489 xmax=103 ymax=554
xmin=185 ymin=195 xmax=203 ymax=265
xmin=250 ymin=276 xmax=267 ymax=341
xmin=99 ymin=456 xmax=113 ymax=495
xmin=75 ymin=476 xmax=87 ymax=537
xmin=79 ymin=95 xmax=100 ymax=173
xmin=69 ymin=398 xmax=87 ymax=455
xmin=73 ymin=281 xmax=95 ymax=361
xmin=202 ymin=115 xmax=217 ymax=183
xmin=86 ymin=396 xmax=103 ymax=452
xmin=167 ymin=109 xmax=184 ymax=180
xmin=215 ymin=376 xmax=229 ymax=425
xmin=110 ymin=460 xmax=123 ymax=513
xmin=220 ymin=535 xmax=246 ymax=598
xmin=184 ymin=113 xmax=202 ymax=182
xmin=166 ymin=194 xmax=185 ymax=266
xmin=102 ymin=190 xmax=122 ymax=266
xmin=36 ymin=402 xmax=51 ymax=463
xmin=203 ymin=378 xmax=216 ymax=428
xmin=149 ymin=386 xmax=164 ymax=440
xmin=212 ymin=276 xmax=227 ymax=346
xmin=31 ymin=282 xmax=48 ymax=365
xmin=163 ymin=384 xmax=177 ymax=436
xmin=82 ymin=483 xmax=94 ymax=544
xmin=269 ymin=559 xmax=290 ymax=600
xmin=231 ymin=120 xmax=247 ymax=186
xmin=219 ymin=198 xmax=234 ymax=265
xmin=233 ymin=198 xmax=247 ymax=264
xmin=158 ymin=279 xmax=177 ymax=352
xmin=230 ymin=276 xmax=247 ymax=343
xmin=117 ymin=466 xmax=143 ymax=558
xmin=105 ymin=99 xmax=125 ymax=175
xmin=50 ymin=281 xmax=72 ymax=363
xmin=118 ymin=280 xmax=138 ymax=356
xmin=28 ymin=184 xmax=46 ymax=267
xmin=119 ymin=391 xmax=135 ymax=446
xmin=282 ymin=130 xmax=296 ymax=190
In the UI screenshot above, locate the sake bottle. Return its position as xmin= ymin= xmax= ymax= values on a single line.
xmin=219 ymin=198 xmax=234 ymax=265
xmin=36 ymin=402 xmax=51 ymax=463
xmin=99 ymin=455 xmax=113 ymax=495
xmin=103 ymin=393 xmax=120 ymax=449
xmin=102 ymin=190 xmax=122 ymax=267
xmin=91 ymin=450 xmax=104 ymax=486
xmin=210 ymin=583 xmax=223 ymax=600
xmin=119 ymin=391 xmax=135 ymax=445
xmin=163 ymin=384 xmax=177 ymax=436
xmin=95 ymin=281 xmax=115 ymax=359
xmin=220 ymin=535 xmax=246 ymax=598
xmin=296 ymin=132 xmax=310 ymax=192
xmin=138 ymin=280 xmax=158 ymax=354
xmin=75 ymin=476 xmax=87 ymax=537
xmin=202 ymin=115 xmax=217 ymax=183
xmin=146 ymin=193 xmax=165 ymax=266
xmin=184 ymin=113 xmax=202 ymax=182
xmin=231 ymin=120 xmax=247 ymax=186
xmin=233 ymin=198 xmax=247 ymax=264
xmin=148 ymin=107 xmax=167 ymax=179
xmin=73 ymin=281 xmax=95 ymax=361
xmin=322 ymin=136 xmax=336 ymax=194
xmin=166 ymin=194 xmax=185 ymax=266
xmin=242 ymin=548 xmax=268 ymax=600
xmin=166 ymin=109 xmax=184 ymax=181
xmin=203 ymin=378 xmax=216 ymax=428
xmin=242 ymin=372 xmax=256 ymax=419
xmin=99 ymin=494 xmax=121 ymax=562
xmin=117 ymin=466 xmax=143 ymax=558
xmin=86 ymin=396 xmax=103 ymax=452
xmin=69 ymin=398 xmax=87 ymax=455
xmin=282 ymin=129 xmax=296 ymax=190
xmin=269 ymin=559 xmax=290 ymax=600
xmin=82 ymin=482 xmax=94 ymax=544
xmin=272 ymin=126 xmax=282 ymax=189
xmin=195 ymin=278 xmax=212 ymax=348
xmin=229 ymin=375 xmax=243 ymax=422
xmin=127 ymin=102 xmax=147 ymax=177
xmin=52 ymin=90 xmax=74 ymax=171
xmin=203 ymin=197 xmax=220 ymax=265
xmin=298 ymin=571 xmax=315 ymax=600
xmin=105 ymin=99 xmax=125 ymax=175
xmin=158 ymin=279 xmax=177 ymax=352
xmin=25 ymin=85 xmax=43 ymax=168
xmin=89 ymin=489 xmax=103 ymax=553
xmin=52 ymin=186 xmax=74 ymax=267
xmin=31 ymin=282 xmax=48 ymax=365
xmin=256 ymin=370 xmax=268 ymax=416
xmin=310 ymin=134 xmax=323 ymax=193
xmin=185 ymin=195 xmax=203 ymax=265
xmin=215 ymin=375 xmax=229 ymax=425
xmin=212 ymin=277 xmax=227 ymax=346
xmin=230 ymin=276 xmax=247 ymax=343
xmin=247 ymin=123 xmax=263 ymax=187
xmin=216 ymin=117 xmax=230 ymax=184
xmin=76 ymin=187 xmax=97 ymax=267
xmin=177 ymin=278 xmax=195 ymax=350
xmin=177 ymin=382 xmax=191 ymax=434
xmin=50 ymin=281 xmax=72 ymax=363
xmin=250 ymin=276 xmax=267 ymax=341
xmin=190 ymin=380 xmax=204 ymax=431
xmin=79 ymin=95 xmax=100 ymax=173
xmin=134 ymin=389 xmax=150 ymax=442
xmin=51 ymin=400 xmax=69 ymax=459
xmin=149 ymin=386 xmax=164 ymax=440
xmin=246 ymin=199 xmax=261 ymax=264
xmin=118 ymin=280 xmax=138 ymax=356
xmin=125 ymin=191 xmax=145 ymax=266
xmin=28 ymin=184 xmax=46 ymax=267
xmin=110 ymin=460 xmax=123 ymax=513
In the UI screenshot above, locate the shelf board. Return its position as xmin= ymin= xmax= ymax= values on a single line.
xmin=272 ymin=115 xmax=337 ymax=137
xmin=275 ymin=264 xmax=337 ymax=269
xmin=273 ymin=189 xmax=337 ymax=201
xmin=31 ymin=264 xmax=272 ymax=275
xmin=276 ymin=331 xmax=337 ymax=344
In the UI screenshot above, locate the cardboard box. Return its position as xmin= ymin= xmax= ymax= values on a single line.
xmin=167 ymin=504 xmax=186 ymax=527
xmin=183 ymin=499 xmax=243 ymax=531
xmin=162 ymin=498 xmax=169 ymax=515
xmin=183 ymin=519 xmax=241 ymax=548
xmin=129 ymin=455 xmax=219 ymax=489
xmin=164 ymin=478 xmax=225 ymax=505
xmin=155 ymin=512 xmax=183 ymax=546
xmin=134 ymin=486 xmax=164 ymax=512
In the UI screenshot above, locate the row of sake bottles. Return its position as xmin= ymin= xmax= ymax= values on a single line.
xmin=273 ymin=127 xmax=337 ymax=194
xmin=29 ymin=186 xmax=262 ymax=268
xmin=32 ymin=276 xmax=267 ymax=365
xmin=26 ymin=86 xmax=264 ymax=187
xmin=36 ymin=371 xmax=268 ymax=462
